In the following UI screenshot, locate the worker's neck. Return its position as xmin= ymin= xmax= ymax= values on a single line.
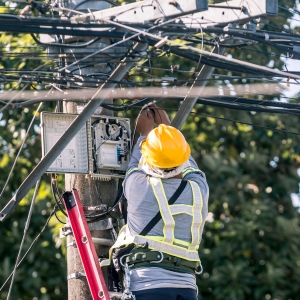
xmin=172 ymin=173 xmax=183 ymax=179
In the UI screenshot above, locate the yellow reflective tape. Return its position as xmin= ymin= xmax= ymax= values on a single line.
xmin=150 ymin=178 xmax=168 ymax=241
xmin=158 ymin=179 xmax=175 ymax=244
xmin=144 ymin=235 xmax=191 ymax=248
xmin=169 ymin=204 xmax=193 ymax=216
xmin=196 ymin=182 xmax=204 ymax=244
xmin=133 ymin=235 xmax=200 ymax=262
xmin=189 ymin=181 xmax=203 ymax=251
xmin=183 ymin=167 xmax=200 ymax=177
xmin=150 ymin=177 xmax=175 ymax=244
xmin=126 ymin=167 xmax=140 ymax=176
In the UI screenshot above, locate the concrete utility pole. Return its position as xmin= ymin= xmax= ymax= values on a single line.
xmin=60 ymin=2 xmax=120 ymax=299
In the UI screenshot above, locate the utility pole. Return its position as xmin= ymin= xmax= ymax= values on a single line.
xmin=60 ymin=2 xmax=119 ymax=299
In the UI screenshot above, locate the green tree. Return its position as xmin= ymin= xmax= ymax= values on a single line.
xmin=1 ymin=0 xmax=300 ymax=299
xmin=0 ymin=2 xmax=67 ymax=299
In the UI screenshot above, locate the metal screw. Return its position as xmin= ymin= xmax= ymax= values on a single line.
xmin=82 ymin=236 xmax=88 ymax=243
xmin=132 ymin=256 xmax=136 ymax=261
xmin=157 ymin=255 xmax=160 ymax=259
xmin=142 ymin=254 xmax=146 ymax=259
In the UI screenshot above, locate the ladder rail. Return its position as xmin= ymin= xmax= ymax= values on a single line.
xmin=62 ymin=189 xmax=110 ymax=300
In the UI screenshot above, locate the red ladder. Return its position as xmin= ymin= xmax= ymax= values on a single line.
xmin=62 ymin=189 xmax=110 ymax=300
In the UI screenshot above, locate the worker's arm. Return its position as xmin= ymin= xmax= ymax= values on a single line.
xmin=127 ymin=108 xmax=155 ymax=170
xmin=148 ymin=103 xmax=171 ymax=126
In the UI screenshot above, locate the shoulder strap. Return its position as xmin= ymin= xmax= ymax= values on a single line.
xmin=139 ymin=180 xmax=188 ymax=236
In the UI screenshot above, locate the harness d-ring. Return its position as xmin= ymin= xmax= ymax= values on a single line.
xmin=195 ymin=264 xmax=203 ymax=275
xmin=150 ymin=250 xmax=164 ymax=263
xmin=120 ymin=254 xmax=131 ymax=267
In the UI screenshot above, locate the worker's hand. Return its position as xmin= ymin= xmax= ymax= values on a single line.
xmin=136 ymin=108 xmax=155 ymax=136
xmin=148 ymin=103 xmax=171 ymax=126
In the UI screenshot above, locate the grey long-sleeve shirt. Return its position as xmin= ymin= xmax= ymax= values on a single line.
xmin=124 ymin=136 xmax=209 ymax=291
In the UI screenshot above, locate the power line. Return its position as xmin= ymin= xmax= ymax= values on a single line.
xmin=0 ymin=205 xmax=57 ymax=293
xmin=6 ymin=180 xmax=41 ymax=300
xmin=0 ymin=102 xmax=43 ymax=198
xmin=196 ymin=112 xmax=300 ymax=137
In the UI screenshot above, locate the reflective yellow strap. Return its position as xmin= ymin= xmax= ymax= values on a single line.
xmin=170 ymin=204 xmax=193 ymax=216
xmin=188 ymin=180 xmax=203 ymax=251
xmin=150 ymin=177 xmax=175 ymax=244
xmin=123 ymin=168 xmax=141 ymax=186
xmin=182 ymin=167 xmax=200 ymax=177
xmin=132 ymin=235 xmax=200 ymax=262
xmin=126 ymin=167 xmax=140 ymax=176
xmin=140 ymin=235 xmax=191 ymax=248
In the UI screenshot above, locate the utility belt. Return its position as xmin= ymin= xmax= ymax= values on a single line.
xmin=118 ymin=246 xmax=202 ymax=275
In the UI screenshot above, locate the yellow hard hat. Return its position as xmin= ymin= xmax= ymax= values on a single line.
xmin=141 ymin=124 xmax=190 ymax=168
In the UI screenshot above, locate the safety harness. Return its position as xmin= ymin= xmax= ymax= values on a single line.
xmin=101 ymin=167 xmax=204 ymax=299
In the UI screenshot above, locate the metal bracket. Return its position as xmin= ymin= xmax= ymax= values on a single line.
xmin=73 ymin=0 xmax=208 ymax=23
xmin=88 ymin=218 xmax=113 ymax=231
xmin=60 ymin=218 xmax=113 ymax=238
xmin=67 ymin=272 xmax=86 ymax=280
xmin=83 ymin=204 xmax=107 ymax=212
xmin=60 ymin=225 xmax=72 ymax=238
xmin=179 ymin=0 xmax=278 ymax=29
xmin=67 ymin=240 xmax=77 ymax=248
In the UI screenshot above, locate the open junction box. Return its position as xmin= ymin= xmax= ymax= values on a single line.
xmin=41 ymin=112 xmax=131 ymax=180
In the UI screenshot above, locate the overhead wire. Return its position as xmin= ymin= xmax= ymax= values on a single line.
xmin=2 ymin=85 xmax=300 ymax=115
xmin=195 ymin=112 xmax=300 ymax=137
xmin=0 ymin=78 xmax=25 ymax=113
xmin=151 ymin=105 xmax=300 ymax=137
xmin=0 ymin=204 xmax=57 ymax=294
xmin=0 ymin=101 xmax=43 ymax=198
xmin=6 ymin=180 xmax=41 ymax=300
xmin=103 ymin=19 xmax=300 ymax=81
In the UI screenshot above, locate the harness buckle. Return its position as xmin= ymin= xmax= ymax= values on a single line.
xmin=149 ymin=250 xmax=164 ymax=263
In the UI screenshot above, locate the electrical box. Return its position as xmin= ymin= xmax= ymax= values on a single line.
xmin=90 ymin=115 xmax=131 ymax=179
xmin=41 ymin=112 xmax=89 ymax=174
xmin=40 ymin=112 xmax=131 ymax=179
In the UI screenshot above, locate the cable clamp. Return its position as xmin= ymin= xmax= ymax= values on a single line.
xmin=66 ymin=240 xmax=77 ymax=248
xmin=60 ymin=225 xmax=72 ymax=238
xmin=67 ymin=272 xmax=86 ymax=280
xmin=264 ymin=33 xmax=269 ymax=41
xmin=83 ymin=204 xmax=107 ymax=211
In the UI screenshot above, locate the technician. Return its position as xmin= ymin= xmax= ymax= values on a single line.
xmin=112 ymin=105 xmax=209 ymax=300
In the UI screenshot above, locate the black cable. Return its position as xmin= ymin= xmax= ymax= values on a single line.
xmin=101 ymin=97 xmax=152 ymax=111
xmin=51 ymin=175 xmax=67 ymax=217
xmin=30 ymin=33 xmax=101 ymax=49
xmin=196 ymin=95 xmax=300 ymax=110
xmin=201 ymin=27 xmax=300 ymax=58
xmin=2 ymin=94 xmax=300 ymax=117
xmin=195 ymin=112 xmax=300 ymax=137
xmin=0 ymin=19 xmax=299 ymax=78
xmin=54 ymin=210 xmax=66 ymax=224
xmin=85 ymin=178 xmax=124 ymax=220
xmin=195 ymin=98 xmax=300 ymax=116
xmin=0 ymin=206 xmax=57 ymax=293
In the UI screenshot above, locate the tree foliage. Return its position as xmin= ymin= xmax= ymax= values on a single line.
xmin=0 ymin=0 xmax=300 ymax=299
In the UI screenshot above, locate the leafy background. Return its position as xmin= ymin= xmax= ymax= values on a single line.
xmin=1 ymin=0 xmax=300 ymax=299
